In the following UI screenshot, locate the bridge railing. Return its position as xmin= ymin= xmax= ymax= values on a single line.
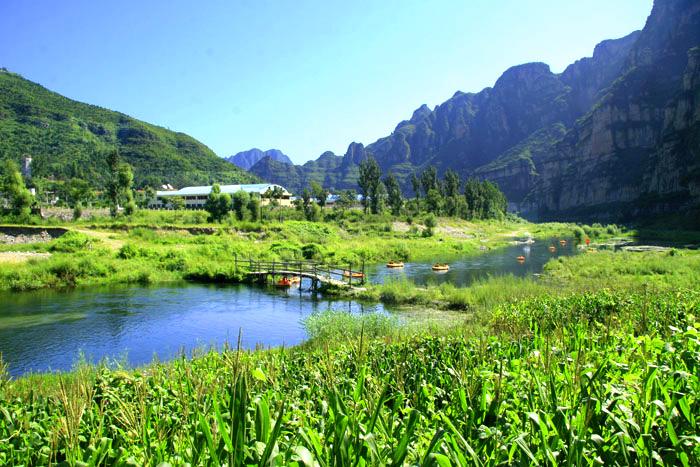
xmin=234 ymin=256 xmax=366 ymax=285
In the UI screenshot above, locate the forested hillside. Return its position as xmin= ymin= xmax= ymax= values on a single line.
xmin=0 ymin=69 xmax=256 ymax=188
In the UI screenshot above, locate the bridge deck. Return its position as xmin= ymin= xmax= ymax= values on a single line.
xmin=240 ymin=259 xmax=367 ymax=290
xmin=247 ymin=270 xmax=350 ymax=287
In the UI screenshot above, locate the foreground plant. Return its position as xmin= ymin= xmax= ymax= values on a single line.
xmin=1 ymin=289 xmax=698 ymax=465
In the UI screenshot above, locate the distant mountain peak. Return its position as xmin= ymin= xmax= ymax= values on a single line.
xmin=225 ymin=148 xmax=293 ymax=170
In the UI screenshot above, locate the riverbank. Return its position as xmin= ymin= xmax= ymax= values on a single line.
xmin=0 ymin=215 xmax=619 ymax=292
xmin=2 ymin=214 xmax=698 ymax=464
xmin=2 ymin=286 xmax=698 ymax=465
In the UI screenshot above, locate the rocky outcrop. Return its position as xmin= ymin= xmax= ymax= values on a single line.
xmin=527 ymin=0 xmax=700 ymax=220
xmin=248 ymin=0 xmax=700 ymax=221
xmin=226 ymin=148 xmax=293 ymax=170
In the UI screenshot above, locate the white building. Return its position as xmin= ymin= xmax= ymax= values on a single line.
xmin=150 ymin=183 xmax=292 ymax=209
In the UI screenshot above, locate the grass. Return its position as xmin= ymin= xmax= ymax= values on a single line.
xmin=1 ymin=288 xmax=698 ymax=465
xmin=0 ymin=215 xmax=602 ymax=292
xmin=1 ymin=215 xmax=698 ymax=464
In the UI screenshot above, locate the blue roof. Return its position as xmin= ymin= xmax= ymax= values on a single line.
xmin=157 ymin=183 xmax=289 ymax=197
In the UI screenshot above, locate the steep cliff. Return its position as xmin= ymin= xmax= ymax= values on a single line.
xmin=528 ymin=0 xmax=700 ymax=220
xmin=248 ymin=0 xmax=699 ymax=221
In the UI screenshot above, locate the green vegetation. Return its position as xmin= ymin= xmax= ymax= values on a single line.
xmin=0 ymin=159 xmax=35 ymax=218
xmin=0 ymin=217 xmax=520 ymax=291
xmin=1 ymin=203 xmax=697 ymax=464
xmin=1 ymin=287 xmax=697 ymax=465
xmin=0 ymin=69 xmax=256 ymax=188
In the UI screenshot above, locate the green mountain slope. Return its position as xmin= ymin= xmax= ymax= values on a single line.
xmin=0 ymin=69 xmax=256 ymax=187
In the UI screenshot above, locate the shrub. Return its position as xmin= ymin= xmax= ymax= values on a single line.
xmin=49 ymin=232 xmax=94 ymax=253
xmin=303 ymin=310 xmax=399 ymax=342
xmin=117 ymin=244 xmax=156 ymax=259
xmin=301 ymin=243 xmax=323 ymax=261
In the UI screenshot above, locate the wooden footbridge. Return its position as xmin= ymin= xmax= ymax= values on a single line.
xmin=235 ymin=257 xmax=367 ymax=290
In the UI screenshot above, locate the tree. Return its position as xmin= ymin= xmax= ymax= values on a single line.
xmin=411 ymin=173 xmax=421 ymax=199
xmin=299 ymin=188 xmax=320 ymax=221
xmin=205 ymin=184 xmax=232 ymax=222
xmin=425 ymin=188 xmax=443 ymax=215
xmin=481 ymin=180 xmax=507 ymax=219
xmin=264 ymin=186 xmax=285 ymax=208
xmin=335 ymin=190 xmax=356 ymax=212
xmin=65 ymin=178 xmax=92 ymax=208
xmin=384 ymin=174 xmax=403 ymax=216
xmin=463 ymin=178 xmax=507 ymax=220
xmin=138 ymin=186 xmax=156 ymax=209
xmin=372 ymin=181 xmax=386 ymax=215
xmin=0 ymin=160 xmax=34 ymax=216
xmin=310 ymin=181 xmax=329 ymax=210
xmin=423 ymin=213 xmax=437 ymax=237
xmin=119 ymin=164 xmax=136 ymax=215
xmin=168 ymin=196 xmax=185 ymax=210
xmin=231 ymin=190 xmax=250 ymax=221
xmin=358 ymin=156 xmax=381 ymax=214
xmin=443 ymin=169 xmax=461 ymax=216
xmin=105 ymin=150 xmax=135 ymax=217
xmin=420 ymin=166 xmax=438 ymax=197
xmin=247 ymin=193 xmax=261 ymax=221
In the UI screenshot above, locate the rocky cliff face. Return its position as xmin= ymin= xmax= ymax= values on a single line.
xmin=249 ymin=0 xmax=700 ymax=221
xmin=527 ymin=0 xmax=700 ymax=220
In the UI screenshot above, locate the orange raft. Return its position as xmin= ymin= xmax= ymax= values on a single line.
xmin=343 ymin=271 xmax=365 ymax=279
xmin=548 ymin=246 xmax=557 ymax=253
xmin=276 ymin=276 xmax=301 ymax=287
xmin=386 ymin=261 xmax=405 ymax=268
xmin=432 ymin=263 xmax=450 ymax=271
xmin=559 ymin=239 xmax=568 ymax=246
xmin=516 ymin=255 xmax=526 ymax=262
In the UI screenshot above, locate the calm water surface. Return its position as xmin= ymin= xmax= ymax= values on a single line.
xmin=369 ymin=237 xmax=578 ymax=286
xmin=0 ymin=284 xmax=382 ymax=376
xmin=0 ymin=237 xmax=577 ymax=376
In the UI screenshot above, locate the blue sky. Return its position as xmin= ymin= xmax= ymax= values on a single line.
xmin=1 ymin=0 xmax=652 ymax=164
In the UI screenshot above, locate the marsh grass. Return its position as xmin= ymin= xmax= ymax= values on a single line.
xmin=377 ymin=275 xmax=552 ymax=312
xmin=1 ymin=288 xmax=698 ymax=465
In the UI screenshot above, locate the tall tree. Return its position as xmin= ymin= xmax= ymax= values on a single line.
xmin=0 ymin=160 xmax=34 ymax=216
xmin=411 ymin=173 xmax=421 ymax=199
xmin=118 ymin=163 xmax=136 ymax=215
xmin=443 ymin=169 xmax=461 ymax=216
xmin=310 ymin=181 xmax=329 ymax=210
xmin=358 ymin=156 xmax=381 ymax=214
xmin=247 ymin=193 xmax=261 ymax=221
xmin=420 ymin=166 xmax=438 ymax=197
xmin=231 ymin=190 xmax=250 ymax=221
xmin=205 ymin=184 xmax=232 ymax=222
xmin=106 ymin=150 xmax=135 ymax=216
xmin=335 ymin=189 xmax=356 ymax=213
xmin=384 ymin=173 xmax=403 ymax=216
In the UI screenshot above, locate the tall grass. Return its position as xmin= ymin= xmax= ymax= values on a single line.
xmin=377 ymin=275 xmax=550 ymax=312
xmin=1 ymin=289 xmax=698 ymax=465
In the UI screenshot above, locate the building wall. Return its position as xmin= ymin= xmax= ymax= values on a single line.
xmin=150 ymin=195 xmax=292 ymax=209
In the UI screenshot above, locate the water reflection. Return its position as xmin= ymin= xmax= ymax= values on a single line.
xmin=369 ymin=237 xmax=578 ymax=286
xmin=0 ymin=284 xmax=383 ymax=376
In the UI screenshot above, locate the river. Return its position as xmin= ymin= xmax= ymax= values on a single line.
xmin=0 ymin=237 xmax=577 ymax=376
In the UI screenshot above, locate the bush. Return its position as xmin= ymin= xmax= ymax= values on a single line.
xmin=117 ymin=244 xmax=157 ymax=259
xmin=573 ymin=226 xmax=586 ymax=242
xmin=49 ymin=232 xmax=94 ymax=253
xmin=301 ymin=243 xmax=323 ymax=261
xmin=303 ymin=310 xmax=399 ymax=342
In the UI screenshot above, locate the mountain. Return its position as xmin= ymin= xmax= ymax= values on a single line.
xmin=225 ymin=148 xmax=293 ymax=170
xmin=0 ymin=69 xmax=257 ymax=188
xmin=249 ymin=145 xmax=365 ymax=193
xmin=251 ymin=0 xmax=700 ymax=221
